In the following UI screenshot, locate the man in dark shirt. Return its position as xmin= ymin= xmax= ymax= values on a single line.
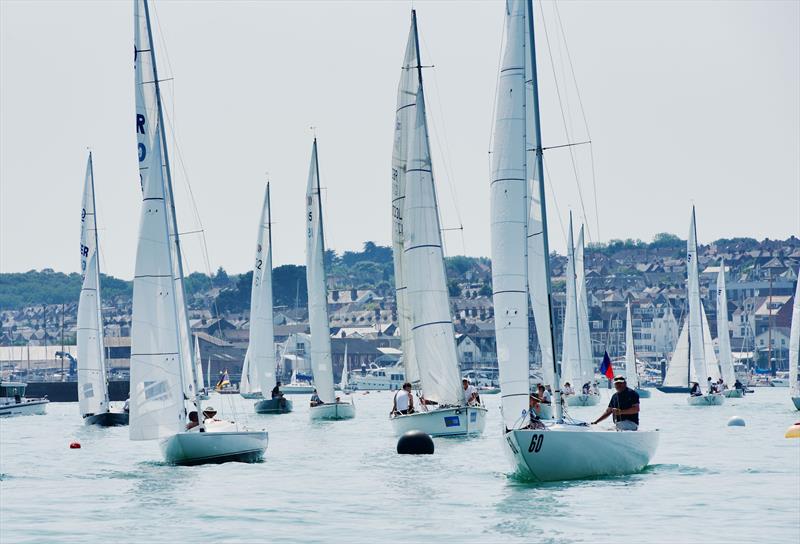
xmin=591 ymin=376 xmax=640 ymax=431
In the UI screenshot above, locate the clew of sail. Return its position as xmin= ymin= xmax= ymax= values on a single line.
xmin=403 ymin=88 xmax=462 ymax=406
xmin=305 ymin=140 xmax=335 ymax=403
xmin=77 ymin=153 xmax=109 ymax=418
xmin=250 ymin=184 xmax=277 ymax=397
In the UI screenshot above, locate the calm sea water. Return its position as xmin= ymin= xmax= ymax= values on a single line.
xmin=1 ymin=388 xmax=798 ymax=543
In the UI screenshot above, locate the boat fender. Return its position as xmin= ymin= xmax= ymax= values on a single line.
xmin=727 ymin=416 xmax=745 ymax=427
xmin=69 ymin=441 xmax=81 ymax=449
xmin=397 ymin=431 xmax=434 ymax=455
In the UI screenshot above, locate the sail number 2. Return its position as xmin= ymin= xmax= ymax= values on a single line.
xmin=528 ymin=434 xmax=544 ymax=453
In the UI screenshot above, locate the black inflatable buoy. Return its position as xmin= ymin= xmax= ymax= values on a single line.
xmin=397 ymin=431 xmax=434 ymax=454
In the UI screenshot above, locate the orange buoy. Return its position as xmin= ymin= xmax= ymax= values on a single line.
xmin=786 ymin=423 xmax=800 ymax=439
xmin=69 ymin=441 xmax=81 ymax=449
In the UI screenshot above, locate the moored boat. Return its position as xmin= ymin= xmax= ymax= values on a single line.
xmin=254 ymin=396 xmax=293 ymax=414
xmin=309 ymin=398 xmax=356 ymax=421
xmin=0 ymin=382 xmax=48 ymax=417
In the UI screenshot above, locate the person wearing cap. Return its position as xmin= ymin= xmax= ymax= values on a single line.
xmin=591 ymin=376 xmax=640 ymax=431
xmin=392 ymin=382 xmax=414 ymax=415
xmin=202 ymin=406 xmax=219 ymax=423
xmin=462 ymin=378 xmax=479 ymax=406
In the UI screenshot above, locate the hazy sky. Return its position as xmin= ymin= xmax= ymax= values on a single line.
xmin=1 ymin=0 xmax=798 ymax=279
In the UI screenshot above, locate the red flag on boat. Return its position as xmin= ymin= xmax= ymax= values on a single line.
xmin=600 ymin=351 xmax=615 ymax=380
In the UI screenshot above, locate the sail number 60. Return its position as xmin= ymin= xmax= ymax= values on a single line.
xmin=528 ymin=433 xmax=544 ymax=453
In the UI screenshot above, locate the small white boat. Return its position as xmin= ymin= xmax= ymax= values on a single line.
xmin=280 ymin=382 xmax=315 ymax=395
xmin=723 ymin=389 xmax=744 ymax=399
xmin=391 ymin=405 xmax=487 ymax=437
xmin=505 ymin=424 xmax=659 ymax=482
xmin=565 ymin=393 xmax=600 ymax=407
xmin=478 ymin=386 xmax=501 ymax=395
xmin=0 ymin=382 xmax=48 ymax=417
xmin=160 ymin=420 xmax=268 ymax=466
xmin=309 ymin=399 xmax=356 ymax=421
xmin=687 ymin=393 xmax=725 ymax=406
xmin=349 ymin=363 xmax=406 ymax=391
xmin=241 ymin=392 xmax=263 ymax=400
xmin=254 ymin=397 xmax=293 ymax=414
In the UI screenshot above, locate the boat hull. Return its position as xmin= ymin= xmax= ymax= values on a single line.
xmin=309 ymin=401 xmax=355 ymax=420
xmin=566 ymin=394 xmax=600 ymax=407
xmin=0 ymin=399 xmax=49 ymax=417
xmin=657 ymin=386 xmax=691 ymax=394
xmin=160 ymin=429 xmax=268 ymax=466
xmin=723 ymin=389 xmax=744 ymax=398
xmin=791 ymin=397 xmax=800 ymax=411
xmin=634 ymin=388 xmax=651 ymax=398
xmin=390 ymin=406 xmax=487 ymax=437
xmin=84 ymin=411 xmax=129 ymax=426
xmin=687 ymin=393 xmax=725 ymax=406
xmin=280 ymin=384 xmax=315 ymax=395
xmin=504 ymin=425 xmax=659 ymax=482
xmin=241 ymin=392 xmax=263 ymax=400
xmin=254 ymin=397 xmax=293 ymax=414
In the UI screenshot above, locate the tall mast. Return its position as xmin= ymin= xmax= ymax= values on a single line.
xmin=88 ymin=152 xmax=109 ymax=407
xmin=141 ymin=0 xmax=200 ymax=411
xmin=525 ymin=0 xmax=562 ymax=420
xmin=412 ymin=10 xmax=423 ymax=94
xmin=313 ymin=139 xmax=326 ymax=257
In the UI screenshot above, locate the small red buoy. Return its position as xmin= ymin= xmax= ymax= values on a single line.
xmin=69 ymin=441 xmax=81 ymax=449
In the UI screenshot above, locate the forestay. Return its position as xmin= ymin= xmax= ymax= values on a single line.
xmin=130 ymin=0 xmax=191 ymax=441
xmin=716 ymin=261 xmax=736 ymax=386
xmin=403 ymin=88 xmax=462 ymax=406
xmin=249 ymin=184 xmax=277 ymax=397
xmin=392 ymin=14 xmax=421 ymax=386
xmin=624 ymin=301 xmax=640 ymax=389
xmin=490 ymin=0 xmax=531 ymax=428
xmin=305 ymin=140 xmax=335 ymax=403
xmin=77 ymin=153 xmax=109 ymax=418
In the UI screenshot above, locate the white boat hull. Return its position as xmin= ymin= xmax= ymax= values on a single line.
xmin=723 ymin=389 xmax=744 ymax=398
xmin=0 ymin=399 xmax=49 ymax=417
xmin=687 ymin=393 xmax=725 ymax=406
xmin=504 ymin=424 xmax=659 ymax=482
xmin=159 ymin=421 xmax=268 ymax=465
xmin=309 ymin=401 xmax=355 ymax=420
xmin=280 ymin=384 xmax=315 ymax=394
xmin=566 ymin=394 xmax=600 ymax=407
xmin=240 ymin=392 xmax=263 ymax=399
xmin=390 ymin=406 xmax=487 ymax=437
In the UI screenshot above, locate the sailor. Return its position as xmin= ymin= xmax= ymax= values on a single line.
xmin=186 ymin=411 xmax=200 ymax=430
xmin=271 ymin=381 xmax=284 ymax=399
xmin=310 ymin=389 xmax=324 ymax=407
xmin=392 ymin=382 xmax=414 ymax=415
xmin=734 ymin=378 xmax=744 ymax=392
xmin=563 ymin=382 xmax=575 ymax=396
xmin=123 ymin=398 xmax=130 ymax=413
xmin=690 ymin=382 xmax=703 ymax=396
xmin=528 ymin=394 xmax=545 ymax=429
xmin=536 ymin=384 xmax=551 ymax=404
xmin=202 ymin=406 xmax=220 ymax=423
xmin=582 ymin=382 xmax=591 ymax=395
xmin=707 ymin=377 xmax=715 ymax=394
xmin=591 ymin=376 xmax=640 ymax=431
xmin=462 ymin=378 xmax=479 ymax=405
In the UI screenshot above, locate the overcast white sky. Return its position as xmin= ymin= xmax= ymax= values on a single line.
xmin=1 ymin=0 xmax=798 ymax=279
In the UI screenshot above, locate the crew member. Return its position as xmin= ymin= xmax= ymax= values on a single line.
xmin=592 ymin=376 xmax=640 ymax=431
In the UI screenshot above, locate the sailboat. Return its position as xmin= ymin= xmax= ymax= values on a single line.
xmin=252 ymin=184 xmax=292 ymax=414
xmin=789 ymin=267 xmax=800 ymax=410
xmin=716 ymin=260 xmax=741 ymax=398
xmin=77 ymin=152 xmax=127 ymax=426
xmin=338 ymin=343 xmax=352 ymax=394
xmin=306 ymin=139 xmax=355 ymax=421
xmin=239 ymin=348 xmax=261 ymax=399
xmin=129 ymin=0 xmax=267 ymax=465
xmin=562 ymin=217 xmax=600 ymax=406
xmin=624 ymin=300 xmax=650 ymax=398
xmin=389 ymin=10 xmax=487 ymax=438
xmin=492 ymin=0 xmax=658 ymax=481
xmin=194 ymin=335 xmax=209 ymax=400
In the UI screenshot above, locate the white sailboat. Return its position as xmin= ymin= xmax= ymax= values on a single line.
xmin=338 ymin=343 xmax=352 ymax=394
xmin=562 ymin=218 xmax=599 ymax=406
xmin=194 ymin=335 xmax=209 ymax=400
xmin=129 ymin=0 xmax=267 ymax=465
xmin=389 ymin=11 xmax=487 ymax=438
xmin=789 ymin=267 xmax=800 ymax=410
xmin=624 ymin=301 xmax=650 ymax=398
xmin=492 ymin=0 xmax=658 ymax=481
xmin=239 ymin=347 xmax=261 ymax=399
xmin=252 ymin=184 xmax=292 ymax=414
xmin=716 ymin=261 xmax=741 ymax=398
xmin=306 ymin=139 xmax=355 ymax=421
xmin=78 ymin=152 xmax=126 ymax=426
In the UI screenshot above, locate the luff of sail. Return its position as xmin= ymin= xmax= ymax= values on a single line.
xmin=305 ymin=139 xmax=335 ymax=403
xmin=490 ymin=0 xmax=531 ymax=428
xmin=788 ymin=267 xmax=799 ymax=396
xmin=716 ymin=260 xmax=736 ymax=386
xmin=77 ymin=153 xmax=109 ymax=418
xmin=624 ymin=301 xmax=639 ymax=389
xmin=403 ymin=88 xmax=462 ymax=406
xmin=250 ymin=184 xmax=277 ymax=397
xmin=130 ymin=0 xmax=192 ymax=440
xmin=392 ymin=13 xmax=421 ymax=386
xmin=686 ymin=207 xmax=708 ymax=387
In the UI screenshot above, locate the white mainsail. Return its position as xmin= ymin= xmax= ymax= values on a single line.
xmin=491 ymin=0 xmax=532 ymax=428
xmin=575 ymin=226 xmax=594 ymax=383
xmin=77 ymin=152 xmax=109 ymax=418
xmin=248 ymin=184 xmax=277 ymax=397
xmin=624 ymin=300 xmax=640 ymax=389
xmin=663 ymin=321 xmax=690 ymax=387
xmin=716 ymin=260 xmax=736 ymax=386
xmin=561 ymin=218 xmax=581 ymax=387
xmin=702 ymin=306 xmax=720 ymax=382
xmin=686 ymin=207 xmax=708 ymax=388
xmin=305 ymin=139 xmax=335 ymax=404
xmin=789 ymin=268 xmax=799 ymax=396
xmin=403 ymin=87 xmax=462 ymax=406
xmin=130 ymin=0 xmax=197 ymax=441
xmin=392 ymin=15 xmax=421 ymax=386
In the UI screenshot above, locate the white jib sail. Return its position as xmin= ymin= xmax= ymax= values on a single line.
xmin=491 ymin=0 xmax=531 ymax=428
xmin=77 ymin=153 xmax=109 ymax=417
xmin=716 ymin=260 xmax=736 ymax=386
xmin=789 ymin=267 xmax=800 ymax=396
xmin=702 ymin=305 xmax=721 ymax=382
xmin=240 ymin=346 xmax=253 ymax=394
xmin=392 ymin=14 xmax=421 ymax=386
xmin=686 ymin=207 xmax=708 ymax=387
xmin=249 ymin=184 xmax=277 ymax=397
xmin=130 ymin=0 xmax=190 ymax=441
xmin=403 ymin=88 xmax=462 ymax=406
xmin=193 ymin=334 xmax=204 ymax=394
xmin=339 ymin=343 xmax=349 ymax=391
xmin=575 ymin=226 xmax=594 ymax=385
xmin=305 ymin=139 xmax=335 ymax=403
xmin=561 ymin=217 xmax=581 ymax=388
xmin=624 ymin=301 xmax=640 ymax=389
xmin=663 ymin=321 xmax=690 ymax=388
